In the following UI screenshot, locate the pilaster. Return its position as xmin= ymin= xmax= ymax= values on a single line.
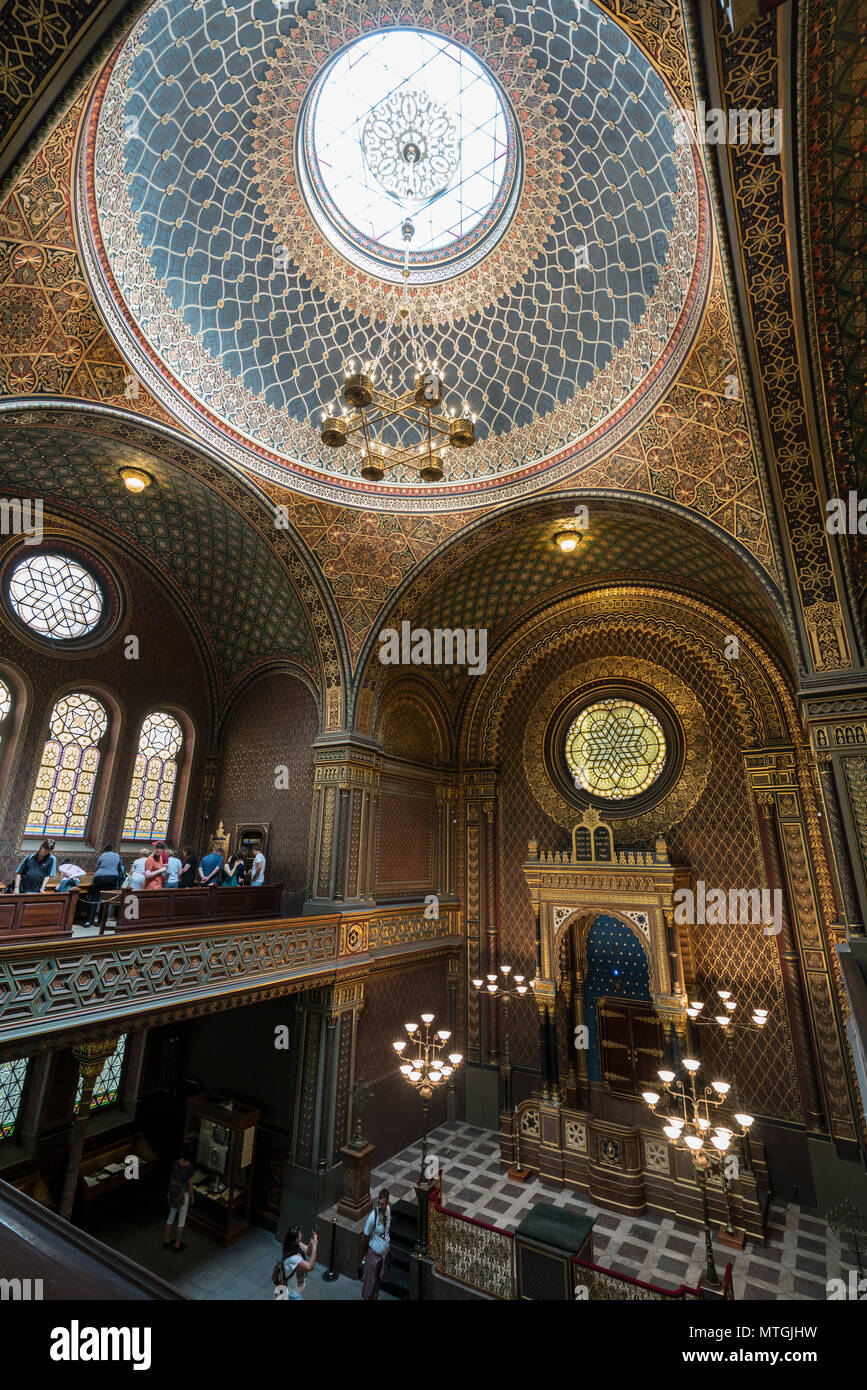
xmin=304 ymin=738 xmax=380 ymax=912
xmin=744 ymin=746 xmax=859 ymax=1147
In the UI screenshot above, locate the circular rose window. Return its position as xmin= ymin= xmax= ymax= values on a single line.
xmin=297 ymin=28 xmax=520 ymax=280
xmin=7 ymin=553 xmax=104 ymax=640
xmin=565 ymin=700 xmax=666 ymax=801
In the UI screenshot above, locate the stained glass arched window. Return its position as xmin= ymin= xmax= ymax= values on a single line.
xmin=565 ymin=700 xmax=666 ymax=801
xmin=122 ymin=712 xmax=183 ymax=841
xmin=7 ymin=553 xmax=103 ymax=639
xmin=26 ymin=692 xmax=108 ymax=836
xmin=1 ymin=1058 xmax=28 ymax=1141
xmin=75 ymin=1035 xmax=127 ymax=1114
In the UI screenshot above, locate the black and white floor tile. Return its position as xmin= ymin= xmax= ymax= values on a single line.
xmin=370 ymin=1121 xmax=858 ymax=1301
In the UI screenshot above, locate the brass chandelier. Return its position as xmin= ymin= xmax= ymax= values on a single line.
xmin=315 ymin=216 xmax=478 ymax=483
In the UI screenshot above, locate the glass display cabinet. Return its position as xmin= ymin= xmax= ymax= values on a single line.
xmin=184 ymin=1092 xmax=260 ymax=1246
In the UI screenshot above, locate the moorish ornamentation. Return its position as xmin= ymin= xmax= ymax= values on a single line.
xmin=82 ymin=0 xmax=708 ymax=507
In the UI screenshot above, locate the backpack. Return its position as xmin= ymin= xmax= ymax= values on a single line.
xmin=272 ymin=1252 xmax=301 ymax=1286
xmin=167 ymin=1168 xmax=187 ymax=1207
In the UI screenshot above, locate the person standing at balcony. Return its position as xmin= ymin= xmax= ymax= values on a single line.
xmin=178 ymin=846 xmax=197 ymax=888
xmin=164 ymin=845 xmax=182 ymax=889
xmin=250 ymin=846 xmax=266 ymax=886
xmin=198 ymin=846 xmax=223 ymax=887
xmin=85 ymin=843 xmax=124 ymax=926
xmin=360 ymin=1189 xmax=391 ymax=1301
xmin=13 ymin=839 xmax=57 ymax=892
xmin=222 ymin=852 xmax=245 ymax=886
xmin=145 ymin=842 xmax=168 ymax=890
xmin=124 ymin=852 xmax=148 ymax=892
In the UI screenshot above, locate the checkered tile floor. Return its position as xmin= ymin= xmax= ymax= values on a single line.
xmin=370 ymin=1122 xmax=858 ymax=1300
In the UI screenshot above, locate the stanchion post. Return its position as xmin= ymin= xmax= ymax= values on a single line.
xmin=322 ymin=1215 xmax=339 ymax=1282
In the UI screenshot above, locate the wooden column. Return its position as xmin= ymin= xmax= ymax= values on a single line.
xmin=59 ymin=1037 xmax=119 ymax=1221
xmin=462 ymin=771 xmax=495 ymax=1065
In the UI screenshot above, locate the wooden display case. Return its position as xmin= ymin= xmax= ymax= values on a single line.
xmin=183 ymin=1093 xmax=260 ymax=1247
xmin=77 ymin=1133 xmax=158 ymax=1226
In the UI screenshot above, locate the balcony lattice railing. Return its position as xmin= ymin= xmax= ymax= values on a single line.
xmin=0 ymin=902 xmax=460 ymax=1046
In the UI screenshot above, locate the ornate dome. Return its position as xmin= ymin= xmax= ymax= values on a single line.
xmin=80 ymin=0 xmax=710 ymax=510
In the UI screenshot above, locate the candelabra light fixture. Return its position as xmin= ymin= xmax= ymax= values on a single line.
xmin=472 ymin=965 xmax=533 ymax=1181
xmin=686 ymin=990 xmax=769 ymax=1033
xmin=686 ymin=990 xmax=767 ymax=1175
xmin=315 ymin=218 xmax=477 ymax=484
xmin=393 ymin=1013 xmax=462 ymax=1186
xmin=643 ymin=1058 xmax=755 ymax=1280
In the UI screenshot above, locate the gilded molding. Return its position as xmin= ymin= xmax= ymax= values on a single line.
xmin=521 ymin=657 xmax=711 ymax=838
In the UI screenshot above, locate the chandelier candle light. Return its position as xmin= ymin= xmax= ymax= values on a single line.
xmin=643 ymin=1058 xmax=755 ymax=1279
xmin=315 ymin=84 xmax=479 ymax=484
xmin=317 ymin=219 xmax=477 ymax=483
xmin=393 ymin=1014 xmax=463 ymax=1186
xmin=472 ymin=965 xmax=533 ymax=1180
xmin=686 ymin=990 xmax=768 ymax=1179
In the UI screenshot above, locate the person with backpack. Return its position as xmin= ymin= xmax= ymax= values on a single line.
xmin=360 ymin=1189 xmax=391 ymax=1301
xmin=164 ymin=1140 xmax=195 ymax=1252
xmin=273 ymin=1224 xmax=318 ymax=1301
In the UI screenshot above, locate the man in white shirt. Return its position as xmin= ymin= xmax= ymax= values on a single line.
xmin=250 ymin=849 xmax=266 ymax=887
xmin=360 ymin=1188 xmax=390 ymax=1301
xmin=126 ymin=855 xmax=147 ymax=891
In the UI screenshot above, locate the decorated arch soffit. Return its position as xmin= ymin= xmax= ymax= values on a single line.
xmin=354 ymin=496 xmax=793 ymax=731
xmin=705 ymin=3 xmax=861 ymax=674
xmin=0 ymin=407 xmax=347 ymax=724
xmin=0 ymin=0 xmax=805 ymax=684
xmin=460 ymin=586 xmax=795 ymax=759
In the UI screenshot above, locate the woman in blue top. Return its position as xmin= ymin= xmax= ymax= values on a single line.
xmin=85 ymin=843 xmax=124 ymax=925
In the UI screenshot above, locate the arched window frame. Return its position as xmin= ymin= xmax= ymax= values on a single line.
xmin=23 ymin=686 xmax=121 ymax=846
xmin=0 ymin=664 xmax=29 ymax=829
xmin=122 ymin=712 xmax=185 ymax=843
xmin=120 ymin=706 xmax=195 ymax=853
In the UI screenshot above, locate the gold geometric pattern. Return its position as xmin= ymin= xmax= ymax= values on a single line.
xmin=565 ymin=700 xmax=666 ymax=801
xmin=523 ymin=658 xmax=710 ymax=840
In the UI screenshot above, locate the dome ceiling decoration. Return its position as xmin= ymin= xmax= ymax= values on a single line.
xmin=80 ymin=0 xmax=710 ymax=511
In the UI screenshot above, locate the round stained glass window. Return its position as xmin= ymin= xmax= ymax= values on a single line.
xmin=7 ymin=553 xmax=104 ymax=640
xmin=298 ymin=28 xmax=519 ymax=278
xmin=565 ymin=700 xmax=666 ymax=801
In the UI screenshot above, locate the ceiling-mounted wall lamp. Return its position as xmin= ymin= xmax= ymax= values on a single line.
xmin=118 ymin=467 xmax=154 ymax=494
xmin=554 ymin=530 xmax=583 ymax=553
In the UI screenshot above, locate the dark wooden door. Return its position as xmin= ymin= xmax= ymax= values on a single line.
xmin=597 ymin=997 xmax=665 ymax=1097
